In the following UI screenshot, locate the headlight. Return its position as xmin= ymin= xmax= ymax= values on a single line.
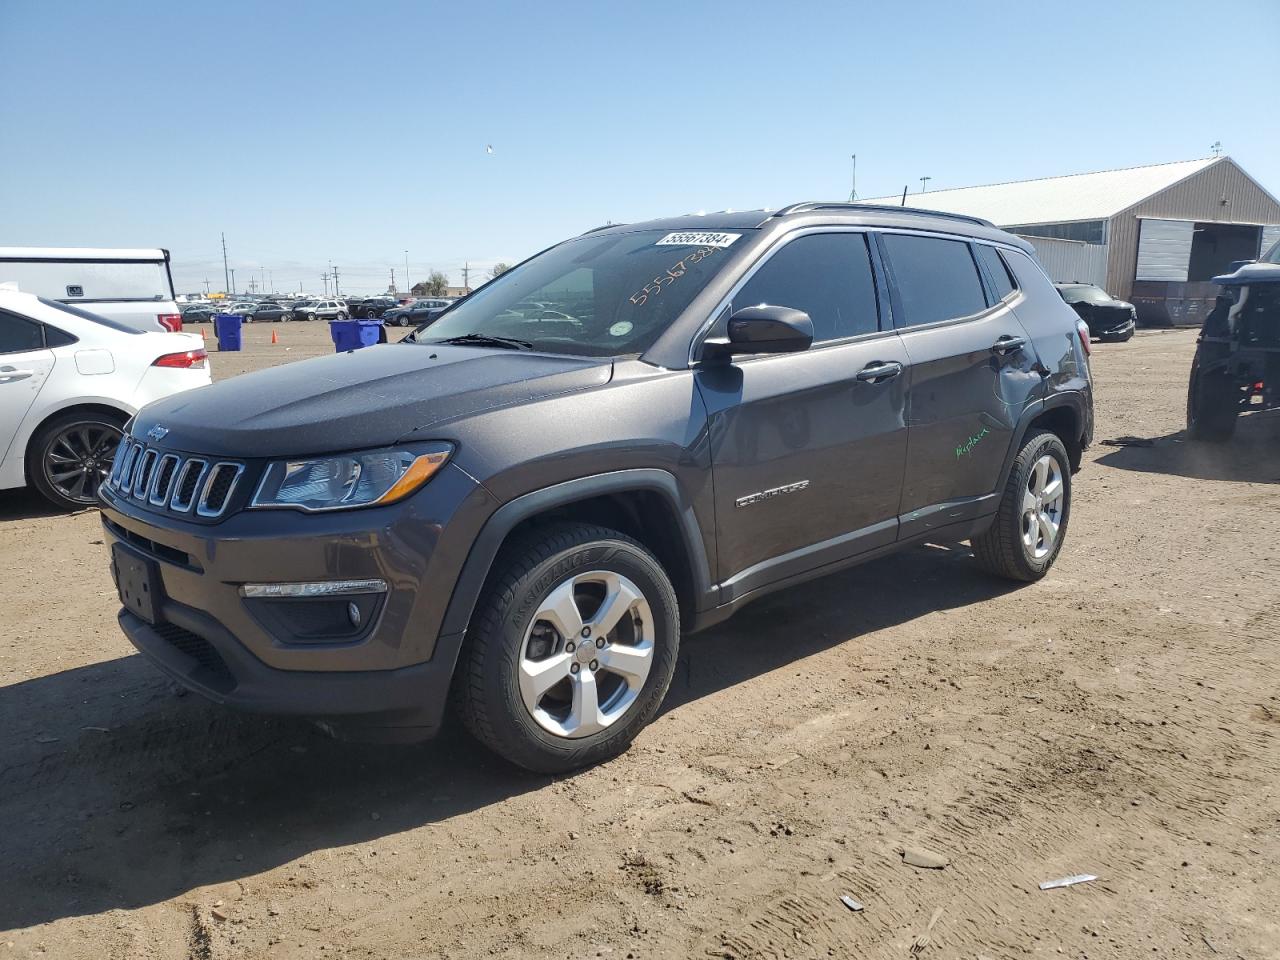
xmin=251 ymin=443 xmax=452 ymax=512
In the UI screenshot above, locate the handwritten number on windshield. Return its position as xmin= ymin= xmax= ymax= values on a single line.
xmin=629 ymin=246 xmax=718 ymax=307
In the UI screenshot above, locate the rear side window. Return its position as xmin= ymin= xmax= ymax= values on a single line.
xmin=881 ymin=234 xmax=988 ymax=327
xmin=731 ymin=232 xmax=880 ymax=343
xmin=43 ymin=324 xmax=78 ymax=347
xmin=974 ymin=244 xmax=1017 ymax=301
xmin=0 ymin=311 xmax=47 ymax=353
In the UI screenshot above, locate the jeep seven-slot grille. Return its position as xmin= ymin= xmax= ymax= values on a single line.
xmin=108 ymin=436 xmax=245 ymax=520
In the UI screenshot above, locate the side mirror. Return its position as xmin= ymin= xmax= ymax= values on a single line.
xmin=701 ymin=305 xmax=813 ymax=362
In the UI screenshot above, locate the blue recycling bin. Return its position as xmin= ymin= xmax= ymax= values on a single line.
xmin=213 ymin=312 xmax=243 ymax=351
xmin=329 ymin=319 xmax=382 ymax=352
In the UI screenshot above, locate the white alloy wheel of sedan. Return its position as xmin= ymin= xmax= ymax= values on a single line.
xmin=0 ymin=287 xmax=212 ymax=509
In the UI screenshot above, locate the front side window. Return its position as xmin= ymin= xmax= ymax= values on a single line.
xmin=881 ymin=234 xmax=988 ymax=327
xmin=726 ymin=232 xmax=880 ymax=343
xmin=413 ymin=228 xmax=751 ymax=357
xmin=0 ymin=311 xmax=47 ymax=354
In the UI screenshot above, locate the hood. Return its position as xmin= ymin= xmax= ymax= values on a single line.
xmin=1213 ymin=262 xmax=1280 ymax=286
xmin=131 ymin=342 xmax=613 ymax=458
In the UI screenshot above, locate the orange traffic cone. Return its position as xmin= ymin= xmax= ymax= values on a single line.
xmin=271 ymin=328 xmax=279 ymax=345
xmin=200 ymin=327 xmax=207 ymax=340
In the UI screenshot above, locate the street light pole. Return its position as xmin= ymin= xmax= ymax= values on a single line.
xmin=404 ymin=250 xmax=410 ymax=296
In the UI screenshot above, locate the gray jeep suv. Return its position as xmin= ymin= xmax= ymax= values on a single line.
xmin=99 ymin=203 xmax=1094 ymax=772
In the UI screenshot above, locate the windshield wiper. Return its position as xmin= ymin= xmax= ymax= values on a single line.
xmin=436 ymin=332 xmax=534 ymax=350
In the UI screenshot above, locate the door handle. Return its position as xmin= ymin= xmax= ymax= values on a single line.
xmin=855 ymin=361 xmax=903 ymax=383
xmin=991 ymin=335 xmax=1028 ymax=355
xmin=0 ymin=368 xmax=35 ymax=384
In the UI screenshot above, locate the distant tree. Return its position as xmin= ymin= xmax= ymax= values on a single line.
xmin=490 ymin=262 xmax=511 ymax=280
xmin=413 ymin=271 xmax=450 ymax=297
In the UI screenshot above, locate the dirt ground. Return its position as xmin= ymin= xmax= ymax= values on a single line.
xmin=1 ymin=322 xmax=1277 ymax=959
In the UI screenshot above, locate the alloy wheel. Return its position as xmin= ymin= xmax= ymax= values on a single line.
xmin=518 ymin=570 xmax=654 ymax=739
xmin=1021 ymin=454 xmax=1064 ymax=560
xmin=44 ymin=422 xmax=122 ymax=504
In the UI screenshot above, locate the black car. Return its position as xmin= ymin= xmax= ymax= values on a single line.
xmin=383 ymin=298 xmax=453 ymax=327
xmin=180 ymin=304 xmax=217 ymax=323
xmin=1055 ymin=283 xmax=1136 ymax=342
xmin=356 ymin=296 xmax=401 ymax=320
xmin=1186 ymin=249 xmax=1280 ymax=440
xmin=235 ymin=301 xmax=289 ymax=323
xmin=101 ymin=202 xmax=1093 ymax=773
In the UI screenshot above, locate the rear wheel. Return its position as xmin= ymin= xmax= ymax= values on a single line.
xmin=454 ymin=522 xmax=680 ymax=773
xmin=397 ymin=314 xmax=410 ymax=327
xmin=1187 ymin=353 xmax=1239 ymax=441
xmin=972 ymin=429 xmax=1071 ymax=582
xmin=29 ymin=410 xmax=126 ymax=510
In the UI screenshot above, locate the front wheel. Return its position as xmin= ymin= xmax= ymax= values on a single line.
xmin=453 ymin=522 xmax=680 ymax=773
xmin=29 ymin=410 xmax=126 ymax=510
xmin=337 ymin=311 xmax=348 ymax=321
xmin=397 ymin=315 xmax=410 ymax=327
xmin=971 ymin=429 xmax=1071 ymax=582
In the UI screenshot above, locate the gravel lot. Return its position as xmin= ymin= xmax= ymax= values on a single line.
xmin=1 ymin=323 xmax=1277 ymax=959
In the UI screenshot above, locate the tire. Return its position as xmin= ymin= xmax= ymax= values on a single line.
xmin=397 ymin=315 xmax=410 ymax=327
xmin=282 ymin=312 xmax=292 ymax=322
xmin=337 ymin=312 xmax=348 ymax=321
xmin=1186 ymin=354 xmax=1239 ymax=442
xmin=28 ymin=409 xmax=126 ymax=510
xmin=971 ymin=429 xmax=1071 ymax=582
xmin=453 ymin=522 xmax=680 ymax=773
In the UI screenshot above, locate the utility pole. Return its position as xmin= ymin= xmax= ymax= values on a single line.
xmin=404 ymin=250 xmax=410 ymax=295
xmin=390 ymin=267 xmax=396 ymax=294
xmin=321 ymin=273 xmax=330 ymax=296
xmin=269 ymin=270 xmax=273 ymax=293
xmin=203 ymin=278 xmax=211 ymax=295
xmin=920 ymin=176 xmax=932 ymax=193
xmin=1210 ymin=140 xmax=1223 ymax=157
xmin=221 ymin=233 xmax=230 ymax=294
xmin=230 ymin=268 xmax=236 ymax=294
xmin=332 ymin=265 xmax=340 ymax=298
xmin=462 ymin=261 xmax=472 ymax=292
xmin=248 ymin=277 xmax=256 ymax=295
xmin=848 ymin=154 xmax=857 ymax=201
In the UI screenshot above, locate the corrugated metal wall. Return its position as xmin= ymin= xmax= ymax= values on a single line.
xmin=1018 ymin=235 xmax=1108 ymax=287
xmin=1134 ymin=219 xmax=1195 ymax=280
xmin=1106 ymin=158 xmax=1280 ymax=298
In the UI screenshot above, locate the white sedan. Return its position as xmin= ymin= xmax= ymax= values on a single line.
xmin=0 ymin=287 xmax=212 ymax=509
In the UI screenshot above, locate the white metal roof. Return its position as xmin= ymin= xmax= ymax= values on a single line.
xmin=0 ymin=246 xmax=168 ymax=261
xmin=860 ymin=157 xmax=1223 ymax=227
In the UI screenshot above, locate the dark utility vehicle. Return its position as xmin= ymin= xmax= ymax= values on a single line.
xmin=1055 ymin=283 xmax=1136 ymax=342
xmin=99 ymin=203 xmax=1094 ymax=772
xmin=1186 ymin=242 xmax=1280 ymax=440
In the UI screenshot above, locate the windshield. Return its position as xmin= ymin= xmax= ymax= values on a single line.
xmin=1264 ymin=238 xmax=1280 ymax=264
xmin=1059 ymin=284 xmax=1113 ymax=304
xmin=409 ymin=228 xmax=751 ymax=357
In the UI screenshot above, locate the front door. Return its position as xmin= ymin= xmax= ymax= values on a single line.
xmin=695 ymin=231 xmax=910 ymax=602
xmin=878 ymin=233 xmax=1043 ymax=539
xmin=0 ymin=311 xmax=56 ymax=479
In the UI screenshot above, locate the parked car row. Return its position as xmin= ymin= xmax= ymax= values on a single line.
xmin=181 ymin=296 xmax=458 ymax=325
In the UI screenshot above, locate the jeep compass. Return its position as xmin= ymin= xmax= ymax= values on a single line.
xmin=99 ymin=203 xmax=1094 ymax=772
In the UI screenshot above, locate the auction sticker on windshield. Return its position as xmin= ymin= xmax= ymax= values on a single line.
xmin=655 ymin=231 xmax=742 ymax=248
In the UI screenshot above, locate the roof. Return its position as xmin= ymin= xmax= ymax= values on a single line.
xmin=859 ymin=157 xmax=1224 ymax=227
xmin=0 ymin=247 xmax=168 ymax=261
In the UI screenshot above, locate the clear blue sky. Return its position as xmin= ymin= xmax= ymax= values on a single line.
xmin=2 ymin=0 xmax=1277 ymax=295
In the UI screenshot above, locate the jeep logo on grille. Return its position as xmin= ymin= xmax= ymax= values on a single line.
xmin=146 ymin=425 xmax=169 ymax=442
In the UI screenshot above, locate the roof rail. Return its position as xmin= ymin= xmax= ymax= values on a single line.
xmin=767 ymin=201 xmax=994 ymax=228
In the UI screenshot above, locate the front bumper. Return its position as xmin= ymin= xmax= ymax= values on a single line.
xmin=99 ymin=461 xmax=496 ymax=730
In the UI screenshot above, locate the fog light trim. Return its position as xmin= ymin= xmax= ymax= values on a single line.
xmin=239 ymin=579 xmax=387 ymax=598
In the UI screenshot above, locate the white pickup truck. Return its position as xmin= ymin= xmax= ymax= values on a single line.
xmin=0 ymin=247 xmax=183 ymax=333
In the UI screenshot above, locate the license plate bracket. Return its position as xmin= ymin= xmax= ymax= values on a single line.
xmin=112 ymin=543 xmax=163 ymax=625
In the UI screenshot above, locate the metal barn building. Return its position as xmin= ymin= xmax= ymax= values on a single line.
xmin=863 ymin=157 xmax=1280 ymax=325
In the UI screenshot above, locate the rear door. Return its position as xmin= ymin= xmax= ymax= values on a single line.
xmin=0 ymin=311 xmax=56 ymax=481
xmin=878 ymin=232 xmax=1042 ymax=539
xmin=696 ymin=230 xmax=910 ymax=601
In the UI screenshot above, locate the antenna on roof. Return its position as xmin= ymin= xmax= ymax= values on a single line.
xmin=1210 ymin=140 xmax=1223 ymax=157
xmin=900 ymin=185 xmax=908 ymax=207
